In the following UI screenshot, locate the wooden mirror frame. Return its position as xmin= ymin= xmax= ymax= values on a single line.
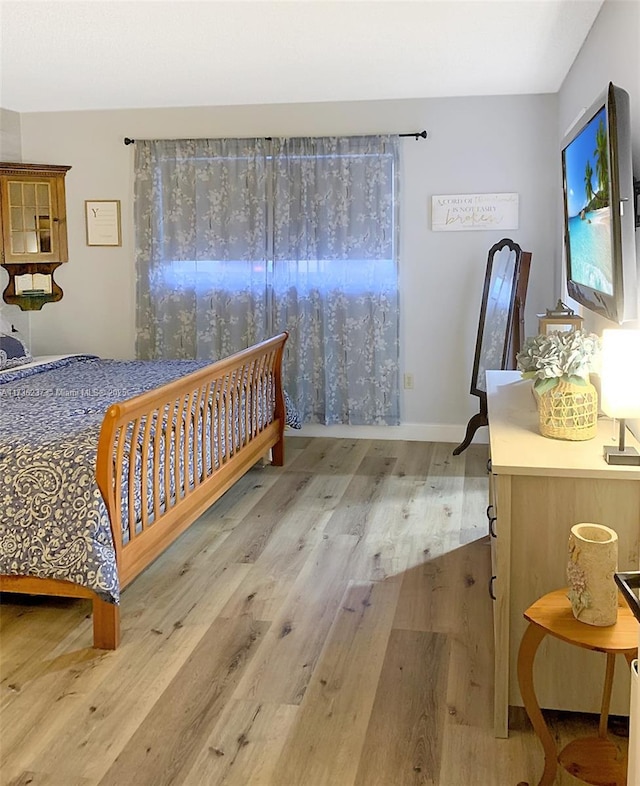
xmin=453 ymin=238 xmax=531 ymax=456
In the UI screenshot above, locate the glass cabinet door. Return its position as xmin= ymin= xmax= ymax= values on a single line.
xmin=8 ymin=179 xmax=53 ymax=256
xmin=0 ymin=163 xmax=70 ymax=265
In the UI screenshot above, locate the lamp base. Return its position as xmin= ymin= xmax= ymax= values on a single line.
xmin=603 ymin=445 xmax=640 ymax=465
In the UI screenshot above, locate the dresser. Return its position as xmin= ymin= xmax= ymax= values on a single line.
xmin=486 ymin=370 xmax=640 ymax=738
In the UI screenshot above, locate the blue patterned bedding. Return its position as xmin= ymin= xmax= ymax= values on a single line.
xmin=0 ymin=356 xmax=297 ymax=604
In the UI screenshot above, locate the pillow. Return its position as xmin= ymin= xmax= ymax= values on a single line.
xmin=0 ymin=330 xmax=32 ymax=370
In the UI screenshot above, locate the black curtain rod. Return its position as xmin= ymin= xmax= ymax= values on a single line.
xmin=398 ymin=130 xmax=428 ymax=139
xmin=123 ymin=130 xmax=427 ymax=146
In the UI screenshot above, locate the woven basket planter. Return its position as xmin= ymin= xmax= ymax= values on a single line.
xmin=538 ymin=379 xmax=598 ymax=440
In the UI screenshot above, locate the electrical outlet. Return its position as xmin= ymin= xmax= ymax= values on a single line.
xmin=403 ymin=373 xmax=414 ymax=390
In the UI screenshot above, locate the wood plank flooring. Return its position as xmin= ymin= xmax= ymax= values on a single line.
xmin=0 ymin=437 xmax=629 ymax=785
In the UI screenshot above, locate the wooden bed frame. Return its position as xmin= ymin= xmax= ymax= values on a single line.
xmin=0 ymin=333 xmax=288 ymax=650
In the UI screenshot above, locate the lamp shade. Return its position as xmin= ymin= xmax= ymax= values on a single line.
xmin=600 ymin=329 xmax=640 ymax=419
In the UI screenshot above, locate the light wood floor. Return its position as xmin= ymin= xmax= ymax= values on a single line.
xmin=0 ymin=437 xmax=628 ymax=786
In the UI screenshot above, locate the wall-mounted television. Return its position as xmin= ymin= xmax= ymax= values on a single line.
xmin=561 ymin=82 xmax=637 ymax=324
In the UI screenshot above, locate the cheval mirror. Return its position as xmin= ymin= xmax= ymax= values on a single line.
xmin=453 ymin=238 xmax=532 ymax=456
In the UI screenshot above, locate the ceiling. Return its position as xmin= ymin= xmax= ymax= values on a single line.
xmin=0 ymin=0 xmax=604 ymax=114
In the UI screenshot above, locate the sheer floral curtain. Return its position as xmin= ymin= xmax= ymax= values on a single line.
xmin=134 ymin=135 xmax=400 ymax=425
xmin=134 ymin=138 xmax=269 ymax=360
xmin=272 ymin=136 xmax=400 ymax=425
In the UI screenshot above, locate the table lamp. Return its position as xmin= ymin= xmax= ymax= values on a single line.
xmin=600 ymin=329 xmax=640 ymax=465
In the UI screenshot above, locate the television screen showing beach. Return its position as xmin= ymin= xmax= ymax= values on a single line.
xmin=563 ymin=107 xmax=613 ymax=296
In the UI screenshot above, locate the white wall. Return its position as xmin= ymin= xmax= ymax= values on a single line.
xmin=558 ymin=0 xmax=640 ymax=439
xmin=0 ymin=108 xmax=30 ymax=335
xmin=558 ymin=0 xmax=640 ymax=331
xmin=0 ymin=108 xmax=21 ymax=162
xmin=2 ymin=1 xmax=636 ymax=442
xmin=11 ymin=94 xmax=557 ymax=439
xmin=0 ymin=2 xmax=636 ymax=440
xmin=401 ymin=95 xmax=556 ymax=428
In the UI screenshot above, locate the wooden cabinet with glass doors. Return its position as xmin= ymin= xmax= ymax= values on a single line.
xmin=0 ymin=162 xmax=71 ymax=310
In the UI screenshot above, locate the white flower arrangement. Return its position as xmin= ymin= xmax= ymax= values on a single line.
xmin=516 ymin=329 xmax=601 ymax=395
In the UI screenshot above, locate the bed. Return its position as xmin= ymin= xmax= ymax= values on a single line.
xmin=0 ymin=332 xmax=290 ymax=649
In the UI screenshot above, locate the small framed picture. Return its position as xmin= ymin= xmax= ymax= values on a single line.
xmin=85 ymin=200 xmax=121 ymax=246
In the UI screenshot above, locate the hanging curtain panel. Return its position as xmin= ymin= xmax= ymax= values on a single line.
xmin=271 ymin=136 xmax=400 ymax=425
xmin=134 ymin=135 xmax=400 ymax=425
xmin=134 ymin=138 xmax=270 ymax=360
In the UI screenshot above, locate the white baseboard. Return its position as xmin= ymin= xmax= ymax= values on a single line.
xmin=287 ymin=422 xmax=488 ymax=445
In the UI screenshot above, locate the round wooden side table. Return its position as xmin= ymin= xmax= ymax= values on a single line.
xmin=516 ymin=588 xmax=637 ymax=786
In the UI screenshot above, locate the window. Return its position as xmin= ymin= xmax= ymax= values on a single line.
xmin=135 ymin=136 xmax=400 ymax=425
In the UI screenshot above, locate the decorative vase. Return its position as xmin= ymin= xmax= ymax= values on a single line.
xmin=567 ymin=523 xmax=618 ymax=626
xmin=538 ymin=378 xmax=598 ymax=440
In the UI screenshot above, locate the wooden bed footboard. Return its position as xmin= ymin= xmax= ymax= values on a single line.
xmin=0 ymin=575 xmax=121 ymax=649
xmin=1 ymin=333 xmax=288 ymax=651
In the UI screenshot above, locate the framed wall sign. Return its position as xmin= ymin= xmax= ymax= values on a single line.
xmin=85 ymin=200 xmax=122 ymax=246
xmin=431 ymin=192 xmax=519 ymax=232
